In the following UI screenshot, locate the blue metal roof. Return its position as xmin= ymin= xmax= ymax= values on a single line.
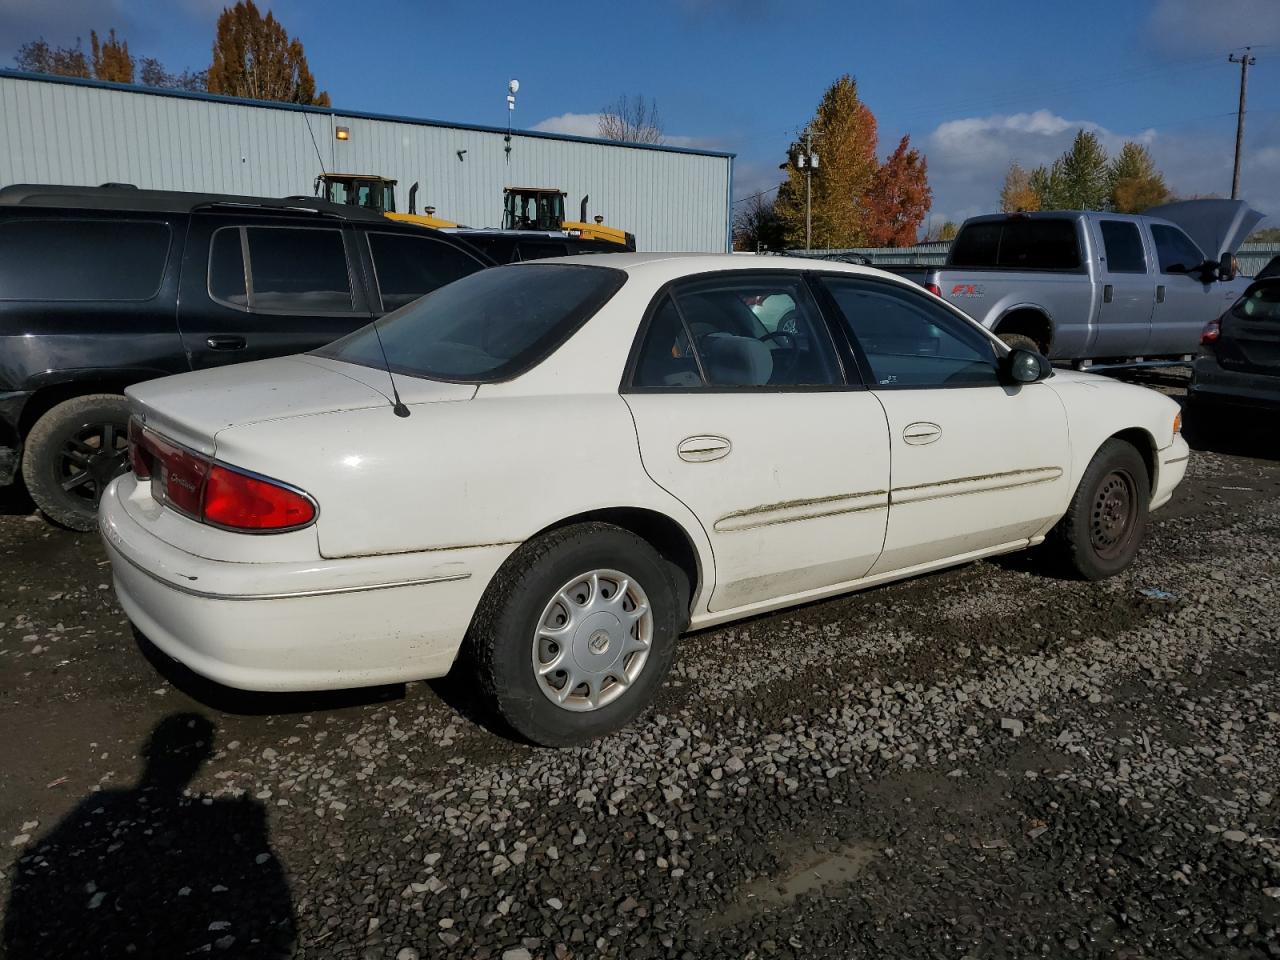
xmin=0 ymin=68 xmax=736 ymax=160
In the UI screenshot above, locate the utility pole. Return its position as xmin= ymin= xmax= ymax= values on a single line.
xmin=1228 ymin=48 xmax=1255 ymax=200
xmin=794 ymin=129 xmax=820 ymax=251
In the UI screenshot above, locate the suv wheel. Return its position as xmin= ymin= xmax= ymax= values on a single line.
xmin=22 ymin=394 xmax=132 ymax=531
xmin=467 ymin=522 xmax=682 ymax=746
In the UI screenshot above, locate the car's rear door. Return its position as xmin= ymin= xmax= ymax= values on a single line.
xmin=178 ymin=213 xmax=375 ymax=368
xmin=1089 ymin=218 xmax=1155 ymax=357
xmin=622 ymin=271 xmax=891 ymax=614
xmin=818 ymin=274 xmax=1069 ymax=575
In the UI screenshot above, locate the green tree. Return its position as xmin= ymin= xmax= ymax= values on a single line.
xmin=1050 ymin=130 xmax=1111 ymax=210
xmin=90 ymin=28 xmax=133 ymax=83
xmin=14 ymin=37 xmax=90 ymax=78
xmin=775 ymin=75 xmax=879 ymax=248
xmin=1000 ymin=161 xmax=1040 ymax=212
xmin=207 ymin=1 xmax=330 ymax=106
xmin=1108 ymin=141 xmax=1170 ymax=213
xmin=937 ymin=221 xmax=958 ymax=241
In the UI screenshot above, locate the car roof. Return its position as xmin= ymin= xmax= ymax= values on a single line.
xmin=523 ymin=251 xmax=895 ymax=281
xmin=0 ymin=183 xmax=388 ymax=222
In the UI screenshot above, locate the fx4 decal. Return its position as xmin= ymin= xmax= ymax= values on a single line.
xmin=950 ymin=283 xmax=985 ymax=297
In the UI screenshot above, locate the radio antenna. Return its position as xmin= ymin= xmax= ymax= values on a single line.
xmin=370 ymin=318 xmax=410 ymax=418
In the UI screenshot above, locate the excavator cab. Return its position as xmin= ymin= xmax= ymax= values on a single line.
xmin=315 ymin=174 xmax=397 ymax=214
xmin=503 ymin=188 xmax=567 ymax=232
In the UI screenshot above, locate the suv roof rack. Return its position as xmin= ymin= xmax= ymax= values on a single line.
xmin=0 ymin=183 xmax=389 ymax=222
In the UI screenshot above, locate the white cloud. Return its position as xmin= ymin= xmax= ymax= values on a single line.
xmin=921 ymin=108 xmax=1279 ymax=232
xmin=1146 ymin=0 xmax=1280 ymax=57
xmin=531 ymin=112 xmax=722 ymax=151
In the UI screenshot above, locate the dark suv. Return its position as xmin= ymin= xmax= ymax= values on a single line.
xmin=0 ymin=184 xmax=492 ymax=530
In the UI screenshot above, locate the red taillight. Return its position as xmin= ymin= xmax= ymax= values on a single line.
xmin=924 ymin=282 xmax=942 ymax=297
xmin=128 ymin=419 xmax=314 ymax=532
xmin=1200 ymin=318 xmax=1222 ymax=345
xmin=203 ymin=465 xmax=315 ymax=531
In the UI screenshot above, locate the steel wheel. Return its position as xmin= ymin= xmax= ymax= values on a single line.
xmin=59 ymin=420 xmax=129 ymax=504
xmin=532 ymin=568 xmax=653 ymax=712
xmin=1089 ymin=468 xmax=1138 ymax=561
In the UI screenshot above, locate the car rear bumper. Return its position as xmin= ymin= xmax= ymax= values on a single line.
xmin=1190 ymin=357 xmax=1280 ymax=411
xmin=99 ymin=478 xmax=512 ymax=692
xmin=1152 ymin=434 xmax=1189 ymax=512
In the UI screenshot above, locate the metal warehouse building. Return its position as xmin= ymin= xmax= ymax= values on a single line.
xmin=0 ymin=70 xmax=734 ymax=252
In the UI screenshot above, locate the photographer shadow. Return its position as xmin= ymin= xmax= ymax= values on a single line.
xmin=3 ymin=713 xmax=295 ymax=960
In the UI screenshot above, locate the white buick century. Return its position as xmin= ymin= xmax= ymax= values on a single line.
xmin=100 ymin=255 xmax=1188 ymax=745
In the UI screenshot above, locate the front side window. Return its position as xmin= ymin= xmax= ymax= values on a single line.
xmin=316 ymin=263 xmax=625 ymax=382
xmin=0 ymin=219 xmax=171 ymax=301
xmin=823 ymin=277 xmax=1000 ymax=388
xmin=367 ymin=232 xmax=485 ymax=311
xmin=1100 ymin=220 xmax=1147 ymax=273
xmin=632 ymin=275 xmax=842 ymax=389
xmin=1150 ymin=224 xmax=1205 ymax=274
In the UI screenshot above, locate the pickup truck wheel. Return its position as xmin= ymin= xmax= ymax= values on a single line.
xmin=998 ymin=332 xmax=1040 ymax=353
xmin=22 ymin=394 xmax=131 ymax=532
xmin=1047 ymin=439 xmax=1150 ymax=580
xmin=467 ymin=522 xmax=681 ymax=746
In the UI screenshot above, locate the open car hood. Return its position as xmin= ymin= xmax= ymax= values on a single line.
xmin=1144 ymin=199 xmax=1264 ymax=259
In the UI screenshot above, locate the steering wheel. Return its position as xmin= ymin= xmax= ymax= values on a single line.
xmin=760 ymin=329 xmax=800 ymax=382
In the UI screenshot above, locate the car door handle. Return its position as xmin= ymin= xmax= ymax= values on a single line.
xmin=206 ymin=335 xmax=247 ymax=350
xmin=677 ymin=436 xmax=731 ymax=463
xmin=1103 ymin=283 xmax=1114 ymax=304
xmin=1156 ymin=285 xmax=1166 ymax=304
xmin=903 ymin=422 xmax=941 ymax=445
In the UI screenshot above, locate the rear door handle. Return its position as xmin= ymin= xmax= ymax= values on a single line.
xmin=1103 ymin=283 xmax=1114 ymax=303
xmin=1156 ymin=285 xmax=1166 ymax=304
xmin=903 ymin=422 xmax=941 ymax=445
xmin=207 ymin=335 xmax=247 ymax=350
xmin=677 ymin=435 xmax=731 ymax=463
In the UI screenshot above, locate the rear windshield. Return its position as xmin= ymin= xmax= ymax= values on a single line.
xmin=315 ymin=263 xmax=626 ymax=382
xmin=949 ymin=218 xmax=1081 ymax=270
xmin=1231 ymin=282 xmax=1280 ymax=323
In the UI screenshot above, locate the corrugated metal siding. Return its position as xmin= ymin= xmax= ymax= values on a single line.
xmin=0 ymin=74 xmax=732 ymax=252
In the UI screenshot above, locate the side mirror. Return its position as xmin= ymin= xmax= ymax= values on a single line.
xmin=1005 ymin=347 xmax=1052 ymax=384
xmin=1218 ymin=251 xmax=1235 ymax=282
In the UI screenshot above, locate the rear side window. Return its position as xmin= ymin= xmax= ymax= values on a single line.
xmin=316 ymin=263 xmax=625 ymax=383
xmin=367 ymin=232 xmax=485 ymax=311
xmin=1099 ymin=220 xmax=1147 ymax=273
xmin=1150 ymin=224 xmax=1205 ymax=274
xmin=823 ymin=277 xmax=1000 ymax=388
xmin=1232 ymin=283 xmax=1280 ymax=323
xmin=0 ymin=219 xmax=171 ymax=301
xmin=950 ymin=218 xmax=1081 ymax=270
xmin=208 ymin=226 xmax=358 ymax=314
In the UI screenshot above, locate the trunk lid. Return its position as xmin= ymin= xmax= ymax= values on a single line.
xmin=126 ymin=355 xmax=476 ymax=453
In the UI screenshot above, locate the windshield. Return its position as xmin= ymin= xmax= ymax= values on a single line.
xmin=315 ymin=263 xmax=626 ymax=382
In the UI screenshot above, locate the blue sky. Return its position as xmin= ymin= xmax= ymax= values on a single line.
xmin=3 ymin=0 xmax=1279 ymax=229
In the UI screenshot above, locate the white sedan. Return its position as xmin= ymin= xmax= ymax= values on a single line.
xmin=100 ymin=255 xmax=1189 ymax=745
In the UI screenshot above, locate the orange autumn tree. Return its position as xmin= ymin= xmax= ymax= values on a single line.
xmin=207 ymin=1 xmax=329 ymax=106
xmin=862 ymin=135 xmax=932 ymax=247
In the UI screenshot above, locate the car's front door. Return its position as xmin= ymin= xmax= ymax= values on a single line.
xmin=179 ymin=214 xmax=375 ymax=369
xmin=819 ymin=275 xmax=1070 ymax=575
xmin=623 ymin=272 xmax=891 ymax=614
xmin=1089 ymin=218 xmax=1155 ymax=357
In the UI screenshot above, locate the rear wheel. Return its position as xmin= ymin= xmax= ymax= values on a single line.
xmin=467 ymin=522 xmax=682 ymax=746
xmin=997 ymin=332 xmax=1041 ymax=353
xmin=1046 ymin=438 xmax=1150 ymax=580
xmin=22 ymin=394 xmax=131 ymax=531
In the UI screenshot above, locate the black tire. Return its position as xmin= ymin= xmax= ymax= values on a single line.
xmin=466 ymin=521 xmax=683 ymax=746
xmin=1046 ymin=438 xmax=1150 ymax=580
xmin=998 ymin=332 xmax=1041 ymax=353
xmin=22 ymin=394 xmax=132 ymax=532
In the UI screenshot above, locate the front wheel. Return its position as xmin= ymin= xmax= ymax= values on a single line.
xmin=1046 ymin=438 xmax=1150 ymax=580
xmin=22 ymin=394 xmax=132 ymax=531
xmin=467 ymin=522 xmax=682 ymax=746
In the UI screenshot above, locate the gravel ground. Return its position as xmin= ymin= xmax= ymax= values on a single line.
xmin=1 ymin=397 xmax=1279 ymax=959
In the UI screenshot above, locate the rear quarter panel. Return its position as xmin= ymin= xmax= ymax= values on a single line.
xmin=934 ymin=270 xmax=1099 ymax=359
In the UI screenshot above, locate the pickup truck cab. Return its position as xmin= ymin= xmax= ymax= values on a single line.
xmin=0 ymin=184 xmax=493 ymax=530
xmin=893 ymin=201 xmax=1261 ymax=365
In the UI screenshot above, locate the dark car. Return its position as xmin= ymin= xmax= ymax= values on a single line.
xmin=446 ymin=228 xmax=628 ymax=263
xmin=0 ymin=184 xmax=493 ymax=530
xmin=1189 ymin=277 xmax=1280 ymax=412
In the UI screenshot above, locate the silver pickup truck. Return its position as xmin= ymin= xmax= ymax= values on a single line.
xmin=890 ymin=200 xmax=1262 ymax=366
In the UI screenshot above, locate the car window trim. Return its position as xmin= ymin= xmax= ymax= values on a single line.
xmin=0 ymin=216 xmax=174 ymax=303
xmin=620 ymin=269 xmax=859 ymax=395
xmin=364 ymin=228 xmax=489 ymax=313
xmin=207 ymin=223 xmax=368 ymax=317
xmin=815 ymin=272 xmax=1010 ymax=392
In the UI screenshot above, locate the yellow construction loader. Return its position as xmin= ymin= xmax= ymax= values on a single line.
xmin=502 ymin=187 xmax=634 ymax=249
xmin=313 ymin=173 xmax=458 ymax=229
